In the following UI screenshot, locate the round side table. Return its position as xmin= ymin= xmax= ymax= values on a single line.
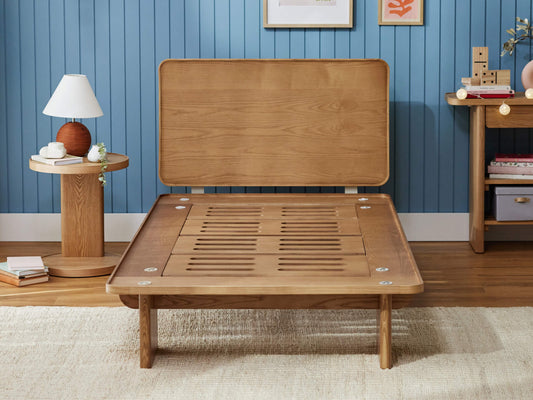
xmin=29 ymin=153 xmax=129 ymax=277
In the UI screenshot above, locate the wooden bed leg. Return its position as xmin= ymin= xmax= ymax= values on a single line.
xmin=139 ymin=295 xmax=158 ymax=368
xmin=379 ymin=294 xmax=392 ymax=369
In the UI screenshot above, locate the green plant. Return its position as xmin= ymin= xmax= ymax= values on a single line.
xmin=502 ymin=17 xmax=533 ymax=56
xmin=96 ymin=143 xmax=108 ymax=186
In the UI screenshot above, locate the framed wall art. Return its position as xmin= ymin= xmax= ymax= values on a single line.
xmin=263 ymin=0 xmax=353 ymax=28
xmin=378 ymin=0 xmax=424 ymax=26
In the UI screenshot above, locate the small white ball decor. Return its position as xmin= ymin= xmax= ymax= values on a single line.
xmin=525 ymin=88 xmax=533 ymax=99
xmin=456 ymin=88 xmax=468 ymax=100
xmin=39 ymin=142 xmax=66 ymax=158
xmin=499 ymin=103 xmax=511 ymax=116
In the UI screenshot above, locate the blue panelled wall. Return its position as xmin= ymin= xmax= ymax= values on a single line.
xmin=1 ymin=0 xmax=532 ymax=214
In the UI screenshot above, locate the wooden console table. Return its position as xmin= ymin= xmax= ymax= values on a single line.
xmin=29 ymin=153 xmax=129 ymax=276
xmin=446 ymin=93 xmax=533 ymax=253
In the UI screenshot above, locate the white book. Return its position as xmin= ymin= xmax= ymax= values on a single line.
xmin=31 ymin=154 xmax=83 ymax=166
xmin=6 ymin=256 xmax=45 ymax=272
xmin=465 ymin=85 xmax=511 ymax=91
xmin=489 ymin=174 xmax=533 ymax=180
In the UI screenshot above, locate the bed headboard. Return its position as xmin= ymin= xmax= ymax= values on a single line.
xmin=159 ymin=59 xmax=389 ymax=187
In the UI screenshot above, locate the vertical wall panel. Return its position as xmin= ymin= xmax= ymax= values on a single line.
xmin=0 ymin=0 xmax=6 ymax=212
xmin=5 ymin=0 xmax=23 ymax=212
xmin=94 ymin=0 xmax=113 ymax=212
xmin=423 ymin=0 xmax=441 ymax=212
xmin=394 ymin=27 xmax=410 ymax=210
xmin=125 ymin=0 xmax=142 ymax=212
xmin=453 ymin=0 xmax=471 ymax=212
xmin=139 ymin=0 xmax=158 ymax=208
xmin=109 ymin=0 xmax=127 ymax=211
xmin=1 ymin=0 xmax=531 ymax=215
xmin=19 ymin=0 xmax=38 ymax=212
xmin=438 ymin=0 xmax=456 ymax=212
xmin=409 ymin=25 xmax=425 ymax=212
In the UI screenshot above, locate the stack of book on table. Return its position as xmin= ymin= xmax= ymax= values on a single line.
xmin=30 ymin=154 xmax=82 ymax=166
xmin=488 ymin=153 xmax=533 ymax=180
xmin=0 ymin=256 xmax=49 ymax=287
xmin=464 ymin=85 xmax=515 ymax=99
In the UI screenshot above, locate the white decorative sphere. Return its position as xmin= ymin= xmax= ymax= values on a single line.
xmin=456 ymin=88 xmax=468 ymax=100
xmin=525 ymin=88 xmax=533 ymax=99
xmin=47 ymin=142 xmax=66 ymax=158
xmin=499 ymin=103 xmax=511 ymax=116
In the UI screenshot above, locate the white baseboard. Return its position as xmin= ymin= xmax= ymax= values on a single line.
xmin=0 ymin=213 xmax=146 ymax=242
xmin=1 ymin=213 xmax=531 ymax=242
xmin=397 ymin=213 xmax=469 ymax=241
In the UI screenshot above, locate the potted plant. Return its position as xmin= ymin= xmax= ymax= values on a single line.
xmin=502 ymin=17 xmax=533 ymax=90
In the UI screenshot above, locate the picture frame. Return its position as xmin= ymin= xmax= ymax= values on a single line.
xmin=263 ymin=0 xmax=353 ymax=28
xmin=378 ymin=0 xmax=424 ymax=26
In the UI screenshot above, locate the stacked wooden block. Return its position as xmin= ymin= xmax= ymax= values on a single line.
xmin=462 ymin=47 xmax=511 ymax=87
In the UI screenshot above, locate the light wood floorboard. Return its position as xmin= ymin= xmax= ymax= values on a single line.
xmin=1 ymin=241 xmax=532 ymax=307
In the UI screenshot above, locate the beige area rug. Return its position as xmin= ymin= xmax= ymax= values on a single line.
xmin=1 ymin=307 xmax=532 ymax=400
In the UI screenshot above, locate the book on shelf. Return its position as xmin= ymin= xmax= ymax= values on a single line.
xmin=0 ymin=262 xmax=48 ymax=278
xmin=0 ymin=262 xmax=48 ymax=287
xmin=490 ymin=161 xmax=533 ymax=167
xmin=495 ymin=153 xmax=533 ymax=162
xmin=30 ymin=154 xmax=83 ymax=166
xmin=488 ymin=173 xmax=533 ymax=180
xmin=6 ymin=256 xmax=45 ymax=272
xmin=487 ymin=165 xmax=533 ymax=175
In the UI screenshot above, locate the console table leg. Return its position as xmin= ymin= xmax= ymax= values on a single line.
xmin=379 ymin=294 xmax=392 ymax=369
xmin=469 ymin=106 xmax=486 ymax=253
xmin=140 ymin=295 xmax=158 ymax=368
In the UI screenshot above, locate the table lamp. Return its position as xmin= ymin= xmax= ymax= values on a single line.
xmin=43 ymin=74 xmax=103 ymax=156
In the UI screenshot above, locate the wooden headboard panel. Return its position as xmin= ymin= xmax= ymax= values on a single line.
xmin=159 ymin=59 xmax=389 ymax=187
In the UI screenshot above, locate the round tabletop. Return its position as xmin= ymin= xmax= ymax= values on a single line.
xmin=29 ymin=153 xmax=129 ymax=175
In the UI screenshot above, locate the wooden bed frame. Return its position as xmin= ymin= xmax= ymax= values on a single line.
xmin=107 ymin=59 xmax=423 ymax=369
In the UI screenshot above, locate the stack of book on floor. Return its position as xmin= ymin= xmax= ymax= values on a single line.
xmin=0 ymin=256 xmax=49 ymax=287
xmin=488 ymin=153 xmax=533 ymax=180
xmin=465 ymin=85 xmax=515 ymax=99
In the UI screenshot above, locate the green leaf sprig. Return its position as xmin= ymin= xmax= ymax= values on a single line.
xmin=502 ymin=17 xmax=533 ymax=56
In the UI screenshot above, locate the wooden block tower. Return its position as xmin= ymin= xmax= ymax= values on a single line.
xmin=471 ymin=47 xmax=488 ymax=85
xmin=462 ymin=47 xmax=511 ymax=87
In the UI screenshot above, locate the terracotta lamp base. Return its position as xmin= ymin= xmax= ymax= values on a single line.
xmin=56 ymin=122 xmax=92 ymax=156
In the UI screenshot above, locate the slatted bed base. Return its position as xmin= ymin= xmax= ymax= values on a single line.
xmin=107 ymin=193 xmax=423 ymax=369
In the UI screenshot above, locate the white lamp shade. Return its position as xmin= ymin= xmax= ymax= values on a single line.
xmin=43 ymin=74 xmax=103 ymax=119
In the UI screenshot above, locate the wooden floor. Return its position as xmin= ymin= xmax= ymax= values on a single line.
xmin=1 ymin=241 xmax=532 ymax=307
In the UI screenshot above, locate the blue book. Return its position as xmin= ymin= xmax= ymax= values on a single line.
xmin=0 ymin=262 xmax=48 ymax=278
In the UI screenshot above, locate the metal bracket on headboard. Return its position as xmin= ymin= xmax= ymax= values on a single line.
xmin=190 ymin=187 xmax=205 ymax=194
xmin=345 ymin=187 xmax=358 ymax=194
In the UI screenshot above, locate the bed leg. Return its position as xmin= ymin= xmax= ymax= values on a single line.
xmin=139 ymin=295 xmax=158 ymax=368
xmin=379 ymin=294 xmax=392 ymax=369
